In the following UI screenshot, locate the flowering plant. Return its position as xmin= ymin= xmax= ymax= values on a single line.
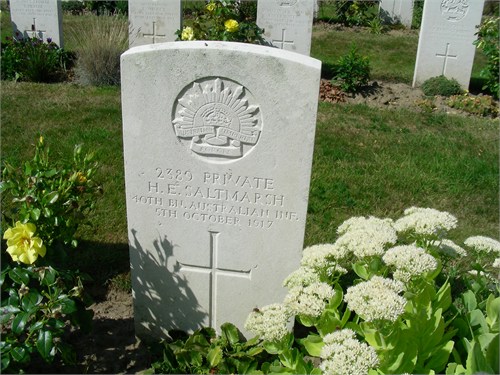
xmin=176 ymin=0 xmax=264 ymax=43
xmin=1 ymin=137 xmax=100 ymax=372
xmin=152 ymin=207 xmax=499 ymax=374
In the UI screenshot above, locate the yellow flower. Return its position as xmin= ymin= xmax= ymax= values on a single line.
xmin=76 ymin=171 xmax=87 ymax=184
xmin=224 ymin=19 xmax=239 ymax=33
xmin=206 ymin=2 xmax=216 ymax=12
xmin=181 ymin=26 xmax=195 ymax=41
xmin=4 ymin=221 xmax=46 ymax=265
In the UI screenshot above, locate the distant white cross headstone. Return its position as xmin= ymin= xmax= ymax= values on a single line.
xmin=257 ymin=0 xmax=315 ymax=56
xmin=121 ymin=41 xmax=321 ymax=340
xmin=10 ymin=0 xmax=63 ymax=47
xmin=128 ymin=0 xmax=181 ymax=47
xmin=412 ymin=0 xmax=485 ymax=88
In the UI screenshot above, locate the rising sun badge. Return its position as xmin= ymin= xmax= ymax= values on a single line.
xmin=172 ymin=78 xmax=262 ymax=162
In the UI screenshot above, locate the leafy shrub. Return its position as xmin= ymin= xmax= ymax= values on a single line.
xmin=149 ymin=207 xmax=500 ymax=375
xmin=67 ymin=14 xmax=128 ymax=86
xmin=318 ymin=0 xmax=380 ymax=27
xmin=332 ymin=45 xmax=371 ymax=93
xmin=421 ymin=75 xmax=464 ymax=97
xmin=177 ymin=0 xmax=264 ymax=43
xmin=473 ymin=16 xmax=499 ymax=99
xmin=61 ymin=0 xmax=86 ymax=15
xmin=82 ymin=1 xmax=128 ymax=15
xmin=0 ymin=34 xmax=72 ymax=83
xmin=1 ymin=137 xmax=101 ymax=373
xmin=447 ymin=92 xmax=499 ymax=117
xmin=411 ymin=0 xmax=424 ymax=29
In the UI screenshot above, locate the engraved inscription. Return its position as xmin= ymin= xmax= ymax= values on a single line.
xmin=440 ymin=0 xmax=469 ymax=21
xmin=172 ymin=78 xmax=262 ymax=162
xmin=276 ymin=0 xmax=298 ymax=6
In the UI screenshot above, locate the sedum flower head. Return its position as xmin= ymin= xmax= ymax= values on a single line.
xmin=300 ymin=244 xmax=347 ymax=276
xmin=181 ymin=26 xmax=195 ymax=41
xmin=244 ymin=303 xmax=290 ymax=342
xmin=464 ymin=236 xmax=500 ymax=254
xmin=284 ymin=282 xmax=334 ymax=318
xmin=205 ymin=2 xmax=216 ymax=12
xmin=337 ymin=216 xmax=395 ymax=236
xmin=334 ymin=227 xmax=397 ymax=259
xmin=382 ymin=245 xmax=438 ymax=283
xmin=224 ymin=19 xmax=239 ymax=33
xmin=4 ymin=221 xmax=46 ymax=265
xmin=344 ymin=276 xmax=406 ymax=322
xmin=320 ymin=329 xmax=379 ymax=375
xmin=492 ymin=258 xmax=500 ymax=269
xmin=283 ymin=266 xmax=320 ymax=288
xmin=432 ymin=239 xmax=467 ymax=257
xmin=394 ymin=207 xmax=457 ymax=237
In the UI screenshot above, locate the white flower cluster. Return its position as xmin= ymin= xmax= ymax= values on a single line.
xmin=244 ymin=303 xmax=290 ymax=342
xmin=300 ymin=244 xmax=347 ymax=275
xmin=284 ymin=282 xmax=334 ymax=318
xmin=394 ymin=207 xmax=457 ymax=237
xmin=464 ymin=236 xmax=500 ymax=254
xmin=382 ymin=245 xmax=438 ymax=283
xmin=283 ymin=266 xmax=320 ymax=288
xmin=337 ymin=216 xmax=395 ymax=235
xmin=320 ymin=329 xmax=379 ymax=375
xmin=334 ymin=216 xmax=397 ymax=259
xmin=344 ymin=276 xmax=406 ymax=322
xmin=432 ymin=239 xmax=467 ymax=257
xmin=493 ymin=258 xmax=500 ymax=269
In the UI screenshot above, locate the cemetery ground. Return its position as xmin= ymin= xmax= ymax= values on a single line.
xmin=1 ymin=11 xmax=499 ymax=375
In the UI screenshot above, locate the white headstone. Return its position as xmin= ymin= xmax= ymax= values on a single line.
xmin=121 ymin=41 xmax=321 ymax=340
xmin=257 ymin=0 xmax=315 ymax=56
xmin=128 ymin=0 xmax=181 ymax=48
xmin=379 ymin=0 xmax=414 ymax=28
xmin=412 ymin=0 xmax=485 ymax=88
xmin=10 ymin=0 xmax=63 ymax=47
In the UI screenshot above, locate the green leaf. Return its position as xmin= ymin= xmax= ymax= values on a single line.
xmin=485 ymin=295 xmax=500 ymax=330
xmin=466 ymin=341 xmax=493 ymax=374
xmin=263 ymin=340 xmax=282 ymax=355
xmin=485 ymin=333 xmax=499 ymax=374
xmin=221 ymin=322 xmax=240 ymax=346
xmin=11 ymin=312 xmax=29 ymax=334
xmin=43 ymin=191 xmax=59 ymax=204
xmin=352 ymin=262 xmax=369 ymax=280
xmin=8 ymin=267 xmax=30 ymax=285
xmin=462 ymin=290 xmax=477 ymax=312
xmin=1 ymin=353 xmax=10 ymax=372
xmin=424 ymin=340 xmax=454 ymax=373
xmin=44 ymin=169 xmax=57 ymax=178
xmin=11 ymin=345 xmax=29 ymax=363
xmin=30 ymin=208 xmax=41 ymax=221
xmin=434 ymin=280 xmax=452 ymax=312
xmin=469 ymin=310 xmax=488 ymax=333
xmin=56 ymin=297 xmax=77 ymax=314
xmin=37 ymin=330 xmax=54 ymax=361
xmin=298 ymin=334 xmax=324 ymax=357
xmin=41 ymin=267 xmax=57 ymax=286
xmin=21 ymin=290 xmax=43 ymax=312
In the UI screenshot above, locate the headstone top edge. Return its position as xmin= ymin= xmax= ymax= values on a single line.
xmin=122 ymin=41 xmax=321 ymax=69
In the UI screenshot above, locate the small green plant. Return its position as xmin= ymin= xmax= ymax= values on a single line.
xmin=177 ymin=0 xmax=264 ymax=43
xmin=1 ymin=137 xmax=102 ymax=252
xmin=332 ymin=45 xmax=371 ymax=93
xmin=447 ymin=92 xmax=499 ymax=117
xmin=473 ymin=16 xmax=499 ymax=99
xmin=0 ymin=33 xmax=72 ymax=83
xmin=421 ymin=75 xmax=464 ymax=97
xmin=1 ymin=137 xmax=101 ymax=373
xmin=368 ymin=16 xmax=387 ymax=34
xmin=67 ymin=14 xmax=128 ymax=86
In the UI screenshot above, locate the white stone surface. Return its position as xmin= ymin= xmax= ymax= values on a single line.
xmin=412 ymin=0 xmax=485 ymax=88
xmin=10 ymin=0 xmax=63 ymax=47
xmin=379 ymin=0 xmax=414 ymax=28
xmin=257 ymin=0 xmax=315 ymax=56
xmin=128 ymin=0 xmax=181 ymax=48
xmin=121 ymin=41 xmax=321 ymax=340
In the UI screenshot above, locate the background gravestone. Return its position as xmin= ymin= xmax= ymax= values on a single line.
xmin=121 ymin=41 xmax=321 ymax=340
xmin=256 ymin=0 xmax=315 ymax=56
xmin=128 ymin=0 xmax=181 ymax=47
xmin=379 ymin=0 xmax=414 ymax=28
xmin=412 ymin=0 xmax=485 ymax=88
xmin=10 ymin=0 xmax=63 ymax=47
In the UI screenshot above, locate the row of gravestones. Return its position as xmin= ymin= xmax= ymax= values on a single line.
xmin=9 ymin=0 xmax=487 ymax=341
xmin=9 ymin=0 xmax=486 ymax=89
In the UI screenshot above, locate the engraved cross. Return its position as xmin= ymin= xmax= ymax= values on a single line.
xmin=25 ymin=18 xmax=46 ymax=40
xmin=272 ymin=29 xmax=294 ymax=50
xmin=178 ymin=231 xmax=252 ymax=328
xmin=435 ymin=43 xmax=458 ymax=75
xmin=143 ymin=21 xmax=166 ymax=44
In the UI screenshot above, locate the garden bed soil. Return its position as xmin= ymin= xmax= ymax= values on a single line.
xmin=42 ymin=79 xmax=495 ymax=374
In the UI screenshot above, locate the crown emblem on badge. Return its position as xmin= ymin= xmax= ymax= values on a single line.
xmin=440 ymin=0 xmax=469 ymax=21
xmin=173 ymin=78 xmax=262 ymax=161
